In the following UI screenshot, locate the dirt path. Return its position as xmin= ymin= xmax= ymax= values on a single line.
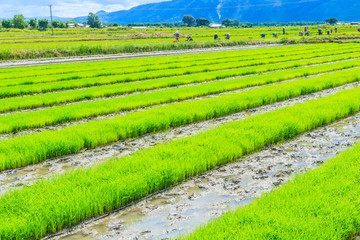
xmin=0 ymin=44 xmax=286 ymax=69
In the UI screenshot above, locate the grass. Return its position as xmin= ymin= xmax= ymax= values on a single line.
xmin=1 ymin=86 xmax=360 ymax=239
xmin=0 ymin=66 xmax=359 ymax=170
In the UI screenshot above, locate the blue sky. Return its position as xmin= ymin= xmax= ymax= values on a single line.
xmin=0 ymin=0 xmax=168 ymax=18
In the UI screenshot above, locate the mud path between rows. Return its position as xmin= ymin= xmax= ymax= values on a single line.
xmin=0 ymin=81 xmax=358 ymax=195
xmin=0 ymin=44 xmax=287 ymax=68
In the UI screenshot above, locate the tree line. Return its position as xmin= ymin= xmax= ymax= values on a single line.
xmin=0 ymin=12 xmax=104 ymax=30
xmin=128 ymin=15 xmax=331 ymax=28
xmin=0 ymin=13 xmax=338 ymax=31
xmin=0 ymin=15 xmax=74 ymax=30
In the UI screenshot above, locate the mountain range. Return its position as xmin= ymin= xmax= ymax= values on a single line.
xmin=72 ymin=0 xmax=359 ymax=24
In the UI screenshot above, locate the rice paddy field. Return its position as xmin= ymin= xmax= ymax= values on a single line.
xmin=0 ymin=25 xmax=360 ymax=60
xmin=1 ymin=41 xmax=360 ymax=239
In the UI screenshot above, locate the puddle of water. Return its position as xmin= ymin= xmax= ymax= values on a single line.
xmin=61 ymin=232 xmax=96 ymax=240
xmin=226 ymin=197 xmax=255 ymax=210
xmin=240 ymin=175 xmax=252 ymax=188
xmin=330 ymin=122 xmax=350 ymax=132
xmin=297 ymin=141 xmax=312 ymax=146
xmin=119 ymin=207 xmax=146 ymax=226
xmin=293 ymin=161 xmax=307 ymax=168
xmin=37 ymin=165 xmax=50 ymax=175
xmin=220 ymin=174 xmax=237 ymax=180
xmin=147 ymin=197 xmax=170 ymax=207
xmin=297 ymin=151 xmax=312 ymax=158
xmin=185 ymin=185 xmax=204 ymax=195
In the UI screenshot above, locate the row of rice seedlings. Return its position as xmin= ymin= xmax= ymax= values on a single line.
xmin=1 ymin=65 xmax=359 ymax=134
xmin=0 ymin=46 xmax=329 ymax=87
xmin=1 ymin=45 xmax=353 ymax=88
xmin=2 ymin=57 xmax=359 ymax=114
xmin=0 ymin=43 xmax=333 ymax=80
xmin=0 ymin=67 xmax=359 ymax=170
xmin=182 ymin=140 xmax=360 ymax=240
xmin=1 ymin=86 xmax=360 ymax=239
xmin=2 ymin=50 xmax=360 ymax=99
xmin=6 ymin=44 xmax=350 ymax=87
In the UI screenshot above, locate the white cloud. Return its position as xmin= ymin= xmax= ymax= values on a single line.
xmin=0 ymin=0 xmax=168 ymax=18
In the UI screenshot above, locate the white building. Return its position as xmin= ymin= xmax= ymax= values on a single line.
xmin=209 ymin=23 xmax=223 ymax=28
xmin=128 ymin=26 xmax=148 ymax=29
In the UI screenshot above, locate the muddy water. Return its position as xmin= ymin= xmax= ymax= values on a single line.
xmin=48 ymin=111 xmax=360 ymax=240
xmin=1 ymin=82 xmax=359 ymax=196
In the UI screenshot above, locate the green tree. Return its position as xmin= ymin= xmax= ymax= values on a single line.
xmin=182 ymin=15 xmax=195 ymax=27
xmin=2 ymin=19 xmax=11 ymax=28
xmin=13 ymin=15 xmax=26 ymax=29
xmin=29 ymin=18 xmax=37 ymax=29
xmin=38 ymin=19 xmax=49 ymax=30
xmin=163 ymin=22 xmax=174 ymax=28
xmin=52 ymin=21 xmax=65 ymax=28
xmin=196 ymin=18 xmax=210 ymax=27
xmin=325 ymin=18 xmax=338 ymax=25
xmin=222 ymin=18 xmax=233 ymax=27
xmin=87 ymin=12 xmax=101 ymax=28
xmin=233 ymin=20 xmax=241 ymax=27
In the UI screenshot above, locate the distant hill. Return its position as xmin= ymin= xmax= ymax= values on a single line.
xmin=30 ymin=16 xmax=73 ymax=22
xmin=73 ymin=0 xmax=360 ymax=24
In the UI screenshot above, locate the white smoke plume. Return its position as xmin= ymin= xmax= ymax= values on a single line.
xmin=216 ymin=0 xmax=224 ymax=22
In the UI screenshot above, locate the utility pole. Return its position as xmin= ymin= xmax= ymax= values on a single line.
xmin=49 ymin=5 xmax=54 ymax=35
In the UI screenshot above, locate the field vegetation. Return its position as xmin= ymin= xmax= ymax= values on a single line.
xmin=1 ymin=44 xmax=359 ymax=98
xmin=1 ymin=83 xmax=360 ymax=239
xmin=183 ymin=131 xmax=360 ymax=239
xmin=0 ymin=25 xmax=359 ymax=60
xmin=0 ymin=43 xmax=359 ymax=239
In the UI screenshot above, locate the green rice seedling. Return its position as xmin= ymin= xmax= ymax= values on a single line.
xmin=0 ymin=45 xmax=355 ymax=88
xmin=0 ymin=43 xmax=336 ymax=81
xmin=0 ymin=43 xmax=352 ymax=82
xmin=1 ymin=50 xmax=360 ymax=98
xmin=0 ymin=67 xmax=359 ymax=134
xmin=1 ymin=86 xmax=360 ymax=239
xmin=182 ymin=139 xmax=360 ymax=240
xmin=0 ymin=67 xmax=359 ymax=170
xmin=1 ymin=57 xmax=359 ymax=113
